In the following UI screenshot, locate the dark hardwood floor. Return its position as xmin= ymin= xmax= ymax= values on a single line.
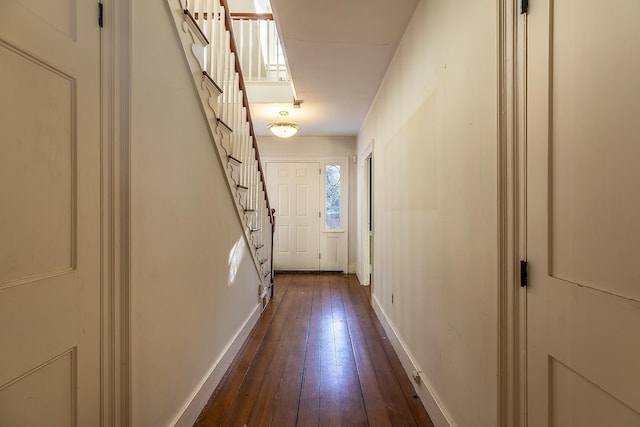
xmin=195 ymin=274 xmax=434 ymax=427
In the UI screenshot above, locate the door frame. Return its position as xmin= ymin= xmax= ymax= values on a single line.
xmin=263 ymin=156 xmax=350 ymax=273
xmin=497 ymin=0 xmax=527 ymax=426
xmin=100 ymin=1 xmax=132 ymax=425
xmin=360 ymin=143 xmax=374 ymax=288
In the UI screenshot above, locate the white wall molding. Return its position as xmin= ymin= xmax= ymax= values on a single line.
xmin=497 ymin=0 xmax=527 ymax=424
xmin=371 ymin=294 xmax=453 ymax=427
xmin=101 ymin=0 xmax=132 ymax=425
xmin=171 ymin=303 xmax=261 ymax=427
xmin=356 ymin=142 xmax=373 ymax=286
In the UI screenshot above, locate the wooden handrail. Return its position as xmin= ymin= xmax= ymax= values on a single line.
xmin=219 ymin=0 xmax=272 ymax=221
xmin=184 ymin=9 xmax=210 ymax=44
xmin=230 ymin=12 xmax=274 ymax=20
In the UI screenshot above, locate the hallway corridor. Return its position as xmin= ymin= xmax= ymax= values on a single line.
xmin=195 ymin=274 xmax=433 ymax=426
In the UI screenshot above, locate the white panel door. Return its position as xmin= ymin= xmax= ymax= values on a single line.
xmin=267 ymin=162 xmax=320 ymax=270
xmin=0 ymin=1 xmax=102 ymax=426
xmin=526 ymin=0 xmax=640 ymax=425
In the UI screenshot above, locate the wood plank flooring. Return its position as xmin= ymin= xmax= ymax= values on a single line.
xmin=195 ymin=274 xmax=434 ymax=427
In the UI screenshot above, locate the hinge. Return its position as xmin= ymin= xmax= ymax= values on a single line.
xmin=319 ymin=253 xmax=321 ymax=259
xmin=520 ymin=260 xmax=528 ymax=287
xmin=98 ymin=3 xmax=103 ymax=27
xmin=318 ymin=211 xmax=321 ymax=218
xmin=319 ymin=168 xmax=322 ymax=175
xmin=520 ymin=0 xmax=528 ymax=14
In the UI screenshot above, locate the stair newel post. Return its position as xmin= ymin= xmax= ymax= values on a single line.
xmin=270 ymin=207 xmax=275 ymax=297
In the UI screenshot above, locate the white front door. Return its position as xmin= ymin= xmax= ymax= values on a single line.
xmin=267 ymin=162 xmax=320 ymax=271
xmin=0 ymin=1 xmax=102 ymax=425
xmin=526 ymin=0 xmax=640 ymax=425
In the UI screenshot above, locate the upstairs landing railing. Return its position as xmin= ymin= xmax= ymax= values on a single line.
xmin=169 ymin=0 xmax=275 ymax=309
xmin=230 ymin=13 xmax=289 ymax=83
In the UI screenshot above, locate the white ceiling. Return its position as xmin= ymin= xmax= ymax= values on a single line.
xmin=229 ymin=0 xmax=419 ymax=137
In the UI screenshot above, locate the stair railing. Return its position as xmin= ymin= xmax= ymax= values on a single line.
xmin=172 ymin=0 xmax=275 ymax=308
xmin=230 ymin=13 xmax=289 ymax=83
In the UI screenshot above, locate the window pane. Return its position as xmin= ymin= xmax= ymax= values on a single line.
xmin=325 ymin=165 xmax=341 ymax=229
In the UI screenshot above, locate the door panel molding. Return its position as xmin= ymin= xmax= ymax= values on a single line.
xmin=525 ymin=0 xmax=640 ymax=425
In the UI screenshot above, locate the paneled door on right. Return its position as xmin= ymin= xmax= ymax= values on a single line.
xmin=526 ymin=0 xmax=640 ymax=426
xmin=267 ymin=162 xmax=320 ymax=271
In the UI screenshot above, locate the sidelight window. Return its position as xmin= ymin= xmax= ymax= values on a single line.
xmin=325 ymin=164 xmax=341 ymax=229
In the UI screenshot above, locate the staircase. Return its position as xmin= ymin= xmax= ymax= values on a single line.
xmin=167 ymin=0 xmax=274 ymax=309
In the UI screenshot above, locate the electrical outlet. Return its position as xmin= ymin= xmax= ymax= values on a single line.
xmin=412 ymin=370 xmax=421 ymax=384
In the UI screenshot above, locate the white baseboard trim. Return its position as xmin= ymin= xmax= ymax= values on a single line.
xmin=371 ymin=294 xmax=454 ymax=427
xmin=172 ymin=303 xmax=261 ymax=427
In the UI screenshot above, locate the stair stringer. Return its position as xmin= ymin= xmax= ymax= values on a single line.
xmin=165 ymin=0 xmax=268 ymax=284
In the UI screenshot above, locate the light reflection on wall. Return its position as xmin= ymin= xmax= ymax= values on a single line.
xmin=228 ymin=237 xmax=245 ymax=286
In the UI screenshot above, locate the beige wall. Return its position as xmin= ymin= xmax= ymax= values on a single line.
xmin=258 ymin=136 xmax=358 ymax=273
xmin=130 ymin=1 xmax=261 ymax=425
xmin=357 ymin=0 xmax=498 ymax=425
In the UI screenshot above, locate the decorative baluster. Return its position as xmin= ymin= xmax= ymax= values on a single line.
xmin=246 ymin=128 xmax=252 ymax=191
xmin=230 ymin=70 xmax=237 ymax=155
xmin=234 ymin=80 xmax=241 ymax=159
xmin=224 ymin=50 xmax=229 ymax=124
xmin=226 ymin=52 xmax=232 ymax=125
xmin=220 ymin=41 xmax=227 ymax=121
xmin=240 ymin=125 xmax=248 ymax=188
xmin=197 ymin=0 xmax=204 ymax=31
xmin=207 ymin=0 xmax=217 ymax=77
xmin=226 ymin=51 xmax=233 ymax=125
xmin=248 ymin=20 xmax=253 ymax=81
xmin=216 ymin=5 xmax=223 ymax=83
xmin=253 ymin=155 xmax=258 ymax=213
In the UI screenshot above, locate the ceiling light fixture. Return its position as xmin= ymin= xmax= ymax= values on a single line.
xmin=267 ymin=111 xmax=300 ymax=138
